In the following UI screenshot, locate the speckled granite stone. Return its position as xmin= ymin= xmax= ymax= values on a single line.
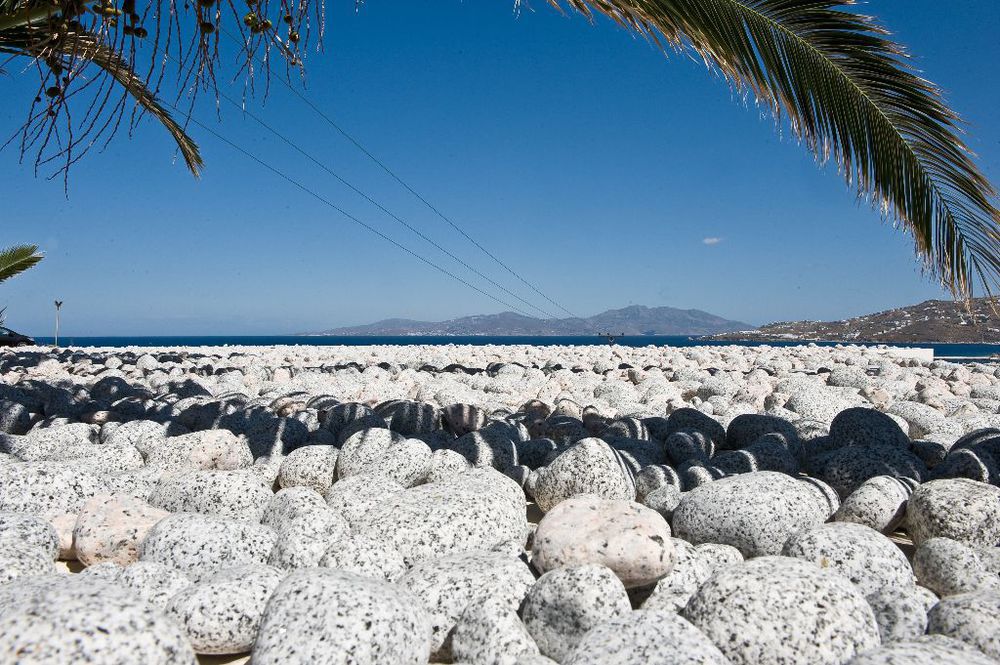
xmin=451 ymin=428 xmax=519 ymax=473
xmin=532 ymin=495 xmax=674 ymax=588
xmin=0 ymin=577 xmax=197 ymax=664
xmin=0 ymin=540 xmax=55 ymax=584
xmin=812 ymin=444 xmax=926 ymax=498
xmin=913 ymin=537 xmax=1000 ymax=596
xmin=833 ymin=475 xmax=911 ymax=533
xmin=693 ymin=543 xmax=744 ymax=574
xmin=532 ymin=438 xmax=636 ymax=512
xmin=928 ymin=590 xmax=1000 ymax=659
xmin=77 ymin=560 xmax=123 ymax=580
xmin=672 ymin=472 xmax=835 ymax=558
xmin=0 ymin=511 xmax=59 ymax=559
xmin=336 ymin=427 xmax=405 ymax=477
xmin=139 ymin=512 xmax=277 ymax=582
xmin=325 ymin=473 xmax=406 ymax=529
xmin=907 ymin=478 xmax=1000 ymax=548
xmin=451 ymin=594 xmax=540 ymax=665
xmin=830 ymin=407 xmax=911 ymax=449
xmin=682 ymin=556 xmax=880 ymax=665
xmin=149 ymin=470 xmax=273 ymax=523
xmin=267 ymin=507 xmax=350 ymax=569
xmin=118 ymin=561 xmax=192 ymax=609
xmin=642 ymin=539 xmax=713 ymax=613
xmin=565 ymin=608 xmax=730 ymax=665
xmin=73 ymin=493 xmax=170 ymax=566
xmin=397 ymin=550 xmax=535 ymax=660
xmin=642 ymin=484 xmax=682 ymax=521
xmin=260 ymin=486 xmax=327 ymax=529
xmin=0 ymin=462 xmax=107 ymax=519
xmin=866 ymin=584 xmax=936 ymax=643
xmin=318 ymin=534 xmax=406 ymax=580
xmin=144 ymin=429 xmax=253 ymax=472
xmin=252 ymin=568 xmax=432 ymax=665
xmin=166 ymin=564 xmax=283 ymax=655
xmin=724 ymin=414 xmax=799 ymax=452
xmin=522 ymin=564 xmax=631 ymax=663
xmin=663 ymin=409 xmax=727 ymax=451
xmin=782 ymin=522 xmax=915 ymax=591
xmin=277 ymin=445 xmax=339 ymax=496
xmin=846 ymin=635 xmax=1000 ymax=665
xmin=354 ymin=469 xmax=528 ymax=565
xmin=634 ymin=465 xmax=682 ymax=502
xmin=425 ymin=448 xmax=474 ymax=483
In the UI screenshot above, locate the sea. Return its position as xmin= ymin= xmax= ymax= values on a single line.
xmin=27 ymin=335 xmax=1000 ymax=361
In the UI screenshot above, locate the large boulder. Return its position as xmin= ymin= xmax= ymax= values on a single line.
xmin=532 ymin=438 xmax=636 ymax=512
xmin=907 ymin=478 xmax=1000 ymax=548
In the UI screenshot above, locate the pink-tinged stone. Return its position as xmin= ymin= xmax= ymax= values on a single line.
xmin=531 ymin=494 xmax=675 ymax=588
xmin=73 ymin=494 xmax=169 ymax=566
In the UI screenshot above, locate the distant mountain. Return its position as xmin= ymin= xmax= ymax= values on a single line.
xmin=304 ymin=305 xmax=750 ymax=337
xmin=707 ymin=298 xmax=1000 ymax=344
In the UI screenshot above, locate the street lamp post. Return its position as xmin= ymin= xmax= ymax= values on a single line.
xmin=54 ymin=300 xmax=63 ymax=347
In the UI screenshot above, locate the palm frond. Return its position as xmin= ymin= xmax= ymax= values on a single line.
xmin=0 ymin=244 xmax=43 ymax=283
xmin=551 ymin=0 xmax=1000 ymax=298
xmin=56 ymin=31 xmax=204 ymax=177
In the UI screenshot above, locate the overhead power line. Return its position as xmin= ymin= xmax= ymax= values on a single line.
xmin=212 ymin=88 xmax=560 ymax=320
xmin=167 ymin=103 xmax=538 ymax=318
xmin=221 ymin=28 xmax=580 ymax=320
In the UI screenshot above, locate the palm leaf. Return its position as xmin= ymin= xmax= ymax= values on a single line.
xmin=551 ymin=0 xmax=1000 ymax=298
xmin=54 ymin=31 xmax=204 ymax=177
xmin=0 ymin=244 xmax=43 ymax=283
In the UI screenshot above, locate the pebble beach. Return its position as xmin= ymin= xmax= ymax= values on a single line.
xmin=2 ymin=341 xmax=1000 ymax=664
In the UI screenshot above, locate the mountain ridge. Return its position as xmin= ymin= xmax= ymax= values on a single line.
xmin=707 ymin=298 xmax=1000 ymax=344
xmin=303 ymin=305 xmax=750 ymax=337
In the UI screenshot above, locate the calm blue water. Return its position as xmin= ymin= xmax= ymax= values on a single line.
xmin=27 ymin=335 xmax=1000 ymax=359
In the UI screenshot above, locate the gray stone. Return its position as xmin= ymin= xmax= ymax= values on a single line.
xmin=532 ymin=438 xmax=636 ymax=512
xmin=522 ymin=564 xmax=631 ymax=663
xmin=694 ymin=542 xmax=744 ymax=574
xmin=642 ymin=538 xmax=713 ymax=613
xmin=0 ymin=462 xmax=107 ymax=519
xmin=907 ymin=478 xmax=1000 ymax=548
xmin=834 ymin=475 xmax=911 ymax=534
xmin=451 ymin=427 xmax=519 ymax=473
xmin=354 ymin=469 xmax=527 ymax=565
xmin=451 ymin=594 xmax=540 ymax=665
xmin=0 ymin=400 xmax=31 ymax=435
xmin=664 ymin=409 xmax=726 ymax=451
xmin=149 ymin=470 xmax=273 ymax=523
xmin=267 ymin=507 xmax=350 ymax=569
xmin=913 ymin=537 xmax=1000 ymax=597
xmin=118 ymin=561 xmax=192 ymax=609
xmin=634 ymin=464 xmax=682 ymax=502
xmin=664 ymin=430 xmax=714 ymax=466
xmin=781 ymin=522 xmax=915 ymax=591
xmin=318 ymin=534 xmax=407 ymax=581
xmin=277 ymin=445 xmax=338 ymax=496
xmin=672 ymin=471 xmax=836 ymax=558
xmin=144 ymin=430 xmax=253 ymax=472
xmin=166 ymin=564 xmax=283 ymax=655
xmin=139 ymin=512 xmax=277 ymax=582
xmin=643 ymin=484 xmax=682 ymax=521
xmin=252 ymin=568 xmax=432 ymax=665
xmin=812 ymin=445 xmax=926 ymax=498
xmin=928 ymin=590 xmax=1000 ymax=659
xmin=325 ymin=473 xmax=406 ymax=530
xmin=532 ymin=495 xmax=674 ymax=588
xmin=260 ymin=486 xmax=327 ymax=529
xmin=426 ymin=448 xmax=474 ymax=483
xmin=0 ymin=511 xmax=59 ymax=559
xmin=866 ymin=584 xmax=936 ymax=643
xmin=565 ymin=608 xmax=731 ymax=665
xmin=338 ymin=427 xmax=431 ymax=487
xmin=725 ymin=414 xmax=798 ymax=452
xmin=830 ymin=407 xmax=911 ymax=449
xmin=0 ymin=577 xmax=197 ymax=664
xmin=682 ymin=556 xmax=880 ymax=665
xmin=397 ymin=550 xmax=535 ymax=660
xmin=0 ymin=539 xmax=55 ymax=584
xmin=846 ymin=635 xmax=1000 ymax=665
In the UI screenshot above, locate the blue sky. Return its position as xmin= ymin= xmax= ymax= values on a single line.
xmin=2 ymin=1 xmax=999 ymax=335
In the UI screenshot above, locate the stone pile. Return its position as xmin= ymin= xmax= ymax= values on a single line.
xmin=0 ymin=343 xmax=999 ymax=663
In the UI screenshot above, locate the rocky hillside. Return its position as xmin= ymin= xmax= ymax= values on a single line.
xmin=307 ymin=305 xmax=749 ymax=337
xmin=709 ymin=298 xmax=1000 ymax=344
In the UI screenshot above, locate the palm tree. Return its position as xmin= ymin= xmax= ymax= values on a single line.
xmin=4 ymin=0 xmax=1000 ymax=298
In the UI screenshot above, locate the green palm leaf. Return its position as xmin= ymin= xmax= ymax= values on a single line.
xmin=0 ymin=244 xmax=43 ymax=283
xmin=552 ymin=0 xmax=1000 ymax=298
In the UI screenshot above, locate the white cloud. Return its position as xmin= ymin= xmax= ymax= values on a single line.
xmin=702 ymin=237 xmax=724 ymax=246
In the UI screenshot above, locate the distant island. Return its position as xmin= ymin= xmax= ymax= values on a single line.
xmin=707 ymin=298 xmax=1000 ymax=344
xmin=302 ymin=305 xmax=750 ymax=337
